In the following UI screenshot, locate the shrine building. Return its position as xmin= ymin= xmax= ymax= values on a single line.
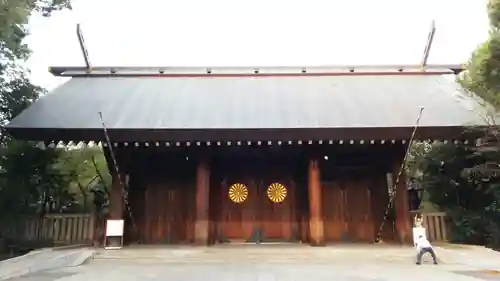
xmin=5 ymin=65 xmax=487 ymax=246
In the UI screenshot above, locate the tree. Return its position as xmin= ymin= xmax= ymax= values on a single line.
xmin=416 ymin=140 xmax=500 ymax=247
xmin=0 ymin=1 xmax=71 ymax=75
xmin=0 ymin=1 xmax=116 ymax=251
xmin=458 ymin=1 xmax=500 ymax=107
xmin=0 ymin=0 xmax=72 ymax=224
xmin=55 ymin=148 xmax=111 ymax=212
xmin=412 ymin=0 xmax=500 ymax=248
xmin=0 ymin=0 xmax=72 ymax=125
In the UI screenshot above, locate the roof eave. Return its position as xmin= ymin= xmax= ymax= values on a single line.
xmin=4 ymin=126 xmax=484 ymax=143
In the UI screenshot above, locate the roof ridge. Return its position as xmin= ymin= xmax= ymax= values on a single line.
xmin=49 ymin=65 xmax=464 ymax=77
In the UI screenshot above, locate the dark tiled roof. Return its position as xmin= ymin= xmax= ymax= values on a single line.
xmin=5 ymin=74 xmax=487 ymax=141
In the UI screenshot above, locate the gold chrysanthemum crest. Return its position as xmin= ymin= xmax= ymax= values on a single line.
xmin=228 ymin=183 xmax=248 ymax=203
xmin=267 ymin=183 xmax=287 ymax=203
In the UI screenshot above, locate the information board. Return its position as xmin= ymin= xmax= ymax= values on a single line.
xmin=106 ymin=219 xmax=124 ymax=236
xmin=104 ymin=219 xmax=124 ymax=250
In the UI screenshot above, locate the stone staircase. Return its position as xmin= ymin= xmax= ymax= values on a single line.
xmin=93 ymin=244 xmax=416 ymax=264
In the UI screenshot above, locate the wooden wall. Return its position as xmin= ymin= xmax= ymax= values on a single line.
xmin=321 ymin=171 xmax=393 ymax=243
xmin=120 ymin=144 xmax=398 ymax=245
xmin=318 ymin=146 xmax=396 ymax=243
xmin=125 ymin=151 xmax=197 ymax=244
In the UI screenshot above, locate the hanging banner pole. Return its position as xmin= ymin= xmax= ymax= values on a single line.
xmin=98 ymin=112 xmax=139 ymax=245
xmin=374 ymin=106 xmax=425 ymax=243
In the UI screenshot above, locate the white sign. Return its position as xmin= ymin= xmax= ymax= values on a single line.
xmin=106 ymin=219 xmax=124 ymax=237
xmin=412 ymin=227 xmax=427 ymax=245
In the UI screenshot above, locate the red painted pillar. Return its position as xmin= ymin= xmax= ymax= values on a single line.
xmin=194 ymin=160 xmax=210 ymax=245
xmin=308 ymin=159 xmax=324 ymax=246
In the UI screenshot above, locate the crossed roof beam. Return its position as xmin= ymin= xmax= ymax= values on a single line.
xmin=62 ymin=20 xmax=463 ymax=78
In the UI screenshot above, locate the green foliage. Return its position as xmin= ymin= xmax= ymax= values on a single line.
xmin=0 ymin=75 xmax=44 ymax=125
xmin=55 ymin=148 xmax=110 ymax=212
xmin=489 ymin=0 xmax=500 ymax=29
xmin=0 ymin=0 xmax=71 ymax=125
xmin=406 ymin=141 xmax=432 ymax=180
xmin=459 ymin=0 xmax=500 ymax=108
xmin=417 ymin=140 xmax=500 ymax=247
xmin=0 ymin=0 xmax=112 ymax=250
xmin=433 ymin=0 xmax=500 ymax=249
xmin=459 ymin=39 xmax=500 ymax=108
xmin=0 ymin=0 xmax=113 ymax=226
xmin=0 ymin=0 xmax=71 ymax=63
xmin=0 ymin=141 xmax=74 ymax=220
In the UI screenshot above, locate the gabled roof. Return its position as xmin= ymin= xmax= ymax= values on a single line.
xmin=5 ymin=66 xmax=487 ymax=142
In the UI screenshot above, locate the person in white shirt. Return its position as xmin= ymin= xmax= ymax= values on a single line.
xmin=415 ymin=235 xmax=438 ymax=265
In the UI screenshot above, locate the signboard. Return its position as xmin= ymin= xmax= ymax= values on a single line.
xmin=106 ymin=219 xmax=124 ymax=236
xmin=104 ymin=219 xmax=124 ymax=250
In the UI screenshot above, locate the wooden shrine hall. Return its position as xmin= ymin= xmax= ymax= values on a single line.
xmin=5 ymin=65 xmax=487 ymax=246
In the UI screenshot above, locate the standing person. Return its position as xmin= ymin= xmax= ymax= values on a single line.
xmin=415 ymin=235 xmax=438 ymax=265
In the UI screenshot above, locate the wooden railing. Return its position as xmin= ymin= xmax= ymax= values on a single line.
xmin=410 ymin=211 xmax=448 ymax=242
xmin=1 ymin=213 xmax=95 ymax=245
xmin=1 ymin=212 xmax=449 ymax=245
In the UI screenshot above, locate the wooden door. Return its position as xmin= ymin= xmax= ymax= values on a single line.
xmin=214 ymin=151 xmax=298 ymax=244
xmin=322 ymin=182 xmax=348 ymax=241
xmin=345 ymin=179 xmax=374 ymax=242
xmin=259 ymin=180 xmax=296 ymax=242
xmin=217 ymin=178 xmax=296 ymax=243
xmin=217 ymin=178 xmax=258 ymax=242
xmin=322 ymin=179 xmax=374 ymax=242
xmin=144 ymin=181 xmax=191 ymax=244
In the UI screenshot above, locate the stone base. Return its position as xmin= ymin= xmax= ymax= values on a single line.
xmin=309 ymin=218 xmax=324 ymax=246
xmin=194 ymin=220 xmax=210 ymax=245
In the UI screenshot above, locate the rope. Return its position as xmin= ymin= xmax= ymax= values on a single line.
xmin=374 ymin=107 xmax=425 ymax=243
xmin=98 ymin=112 xmax=139 ymax=237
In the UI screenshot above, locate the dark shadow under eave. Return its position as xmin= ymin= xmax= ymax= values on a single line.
xmin=3 ymin=126 xmax=485 ymax=143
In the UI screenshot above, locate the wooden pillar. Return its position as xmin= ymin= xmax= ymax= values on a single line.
xmin=103 ymin=146 xmax=125 ymax=220
xmin=194 ymin=160 xmax=210 ymax=245
xmin=109 ymin=173 xmax=124 ymax=219
xmin=393 ymin=160 xmax=412 ymax=244
xmin=308 ymin=159 xmax=324 ymax=246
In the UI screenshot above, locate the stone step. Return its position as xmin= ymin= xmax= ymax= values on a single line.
xmin=93 ymin=251 xmax=415 ymax=265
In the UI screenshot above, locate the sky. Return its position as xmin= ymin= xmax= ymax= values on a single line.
xmin=24 ymin=0 xmax=490 ymax=91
